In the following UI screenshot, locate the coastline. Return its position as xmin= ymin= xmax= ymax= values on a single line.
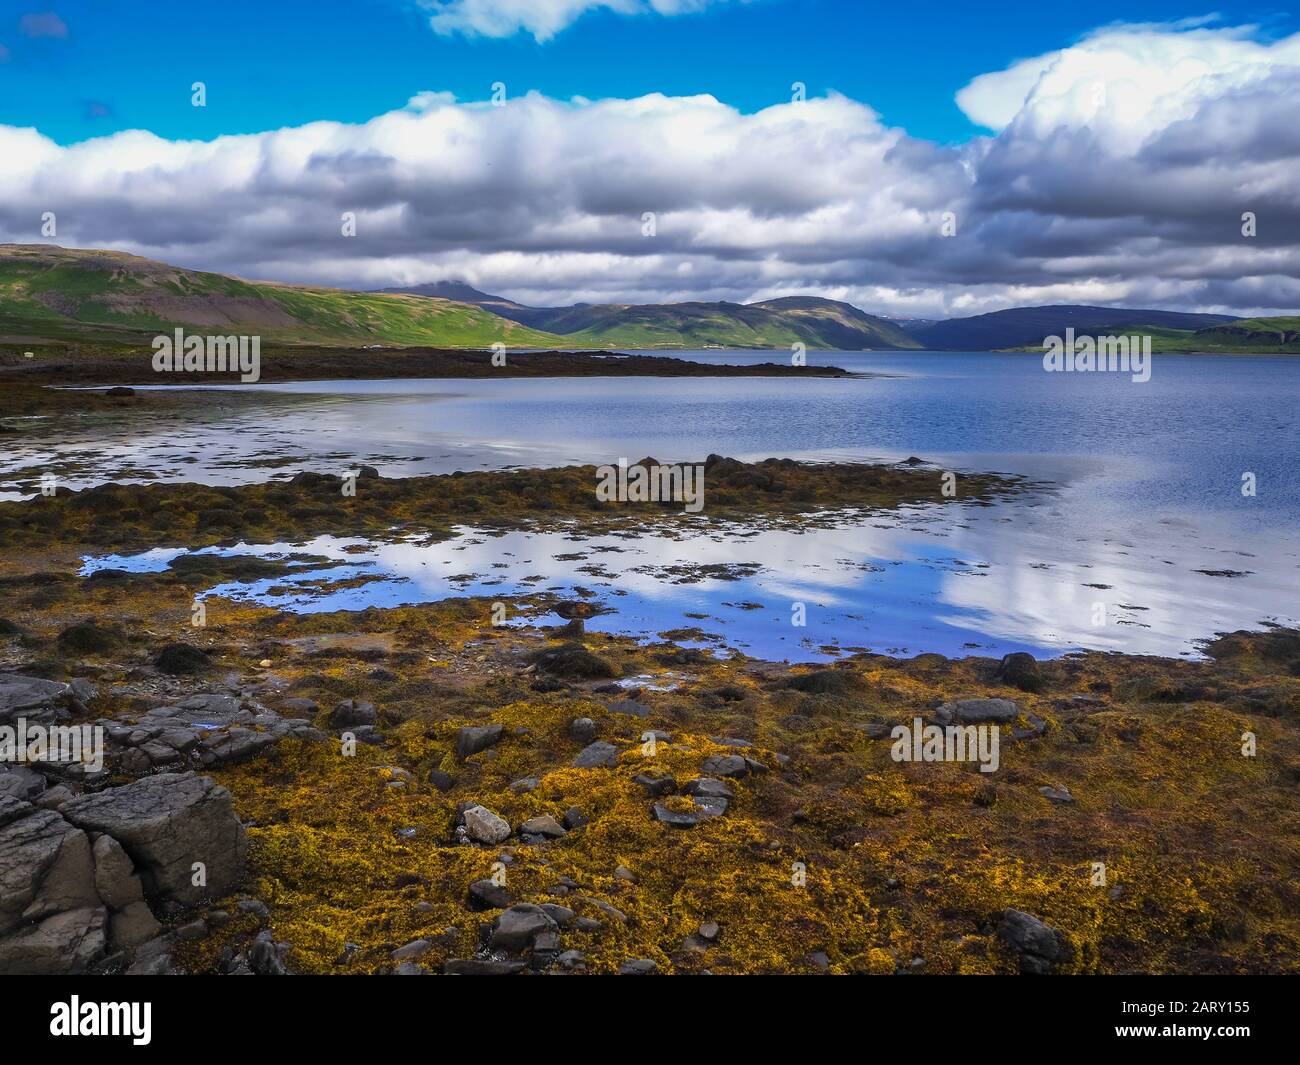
xmin=1 ymin=457 xmax=1296 ymax=974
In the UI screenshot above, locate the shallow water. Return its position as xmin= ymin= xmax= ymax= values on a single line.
xmin=13 ymin=350 xmax=1299 ymax=659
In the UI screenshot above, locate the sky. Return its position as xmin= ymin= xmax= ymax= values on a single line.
xmin=1 ymin=0 xmax=1299 ymax=316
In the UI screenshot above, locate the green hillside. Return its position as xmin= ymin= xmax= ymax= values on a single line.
xmin=0 ymin=245 xmax=562 ymax=348
xmin=1092 ymin=319 xmax=1300 ymax=353
xmin=560 ymin=298 xmax=919 ymax=350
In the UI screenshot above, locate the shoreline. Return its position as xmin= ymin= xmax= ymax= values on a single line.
xmin=1 ymin=455 xmax=1297 ymax=974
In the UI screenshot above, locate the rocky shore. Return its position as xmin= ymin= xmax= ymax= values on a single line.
xmin=0 ymin=459 xmax=1296 ymax=975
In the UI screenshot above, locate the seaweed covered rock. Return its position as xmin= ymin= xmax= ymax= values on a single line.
xmin=154 ymin=643 xmax=212 ymax=675
xmin=933 ymin=698 xmax=1019 ymax=724
xmin=530 ymin=643 xmax=618 ymax=679
xmin=783 ymin=669 xmax=861 ymax=696
xmin=995 ymin=652 xmax=1044 ymax=692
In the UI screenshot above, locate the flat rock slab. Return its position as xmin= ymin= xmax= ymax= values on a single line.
xmin=653 ymin=796 xmax=729 ymax=827
xmin=572 ymin=741 xmax=621 ymax=768
xmin=935 ymin=698 xmax=1019 ymax=724
xmin=0 ymin=675 xmax=69 ymax=724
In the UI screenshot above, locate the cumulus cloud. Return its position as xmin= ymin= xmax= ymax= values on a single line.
xmin=2 ymin=21 xmax=1299 ymax=317
xmin=423 ymin=0 xmax=730 ymax=42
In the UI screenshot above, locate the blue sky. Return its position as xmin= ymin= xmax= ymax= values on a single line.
xmin=3 ymin=0 xmax=1295 ymax=145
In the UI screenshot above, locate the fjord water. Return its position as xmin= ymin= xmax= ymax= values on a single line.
xmin=23 ymin=351 xmax=1300 ymax=660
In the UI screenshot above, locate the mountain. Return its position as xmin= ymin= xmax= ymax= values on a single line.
xmin=377 ymin=286 xmax=920 ymax=349
xmin=905 ymin=305 xmax=1240 ymax=350
xmin=371 ymin=281 xmax=546 ymax=323
xmin=4 ymin=246 xmax=1292 ymax=354
xmin=0 ymin=245 xmax=561 ymax=348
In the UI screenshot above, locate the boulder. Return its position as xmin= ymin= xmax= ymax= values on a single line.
xmin=456 ymin=724 xmax=504 ymax=760
xmin=62 ymin=772 xmax=247 ymax=904
xmin=995 ymin=652 xmax=1044 ymax=692
xmin=490 ymin=904 xmax=557 ymax=954
xmin=460 ymin=804 xmax=511 ymax=845
xmin=997 ymin=908 xmax=1069 ymax=974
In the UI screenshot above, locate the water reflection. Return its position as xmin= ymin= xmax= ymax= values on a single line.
xmin=81 ymin=493 xmax=1299 ymax=661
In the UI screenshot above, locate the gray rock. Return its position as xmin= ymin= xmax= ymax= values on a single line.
xmin=461 ymin=804 xmax=511 ymax=845
xmin=467 ymin=878 xmax=510 ymax=910
xmin=391 ymin=938 xmax=431 ymax=961
xmin=569 ymin=717 xmax=597 ymax=743
xmin=176 ymin=918 xmax=208 ymax=940
xmin=607 ymin=699 xmax=651 ymax=718
xmin=248 ymin=929 xmax=289 ymax=975
xmin=1038 ymin=785 xmax=1074 ymax=804
xmin=935 ymin=698 xmax=1019 ymax=724
xmin=109 ymin=900 xmax=161 ymax=949
xmin=619 ymin=958 xmax=658 ymax=975
xmin=329 ymin=699 xmax=377 ymax=729
xmin=540 ymin=903 xmax=575 ymax=926
xmin=62 ymin=772 xmax=247 ymax=904
xmin=653 ymin=796 xmax=728 ymax=826
xmin=427 ymin=769 xmax=455 ymax=792
xmin=91 ymin=833 xmax=145 ymax=910
xmin=572 ymin=741 xmax=621 ymax=769
xmin=0 ymin=802 xmax=110 ymax=973
xmin=700 ymin=754 xmax=748 ymax=778
xmin=997 ymin=908 xmax=1068 ymax=974
xmin=519 ymin=814 xmax=566 ymax=839
xmin=683 ymin=777 xmax=734 ymax=800
xmin=0 ymin=675 xmax=69 ymax=724
xmin=0 ymin=906 xmax=105 ymax=974
xmin=633 ymin=772 xmax=677 ymax=797
xmin=456 ymin=724 xmax=504 ymax=760
xmin=68 ymin=678 xmax=99 ymax=707
xmin=490 ymin=904 xmax=557 ymax=954
xmin=0 ymin=765 xmax=46 ymax=802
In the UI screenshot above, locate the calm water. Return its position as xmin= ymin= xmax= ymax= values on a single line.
xmin=11 ymin=351 xmax=1299 ymax=659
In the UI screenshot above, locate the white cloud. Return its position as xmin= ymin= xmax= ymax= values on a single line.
xmin=957 ymin=22 xmax=1300 ymax=147
xmin=423 ymin=0 xmax=729 ymax=42
xmin=2 ymin=21 xmax=1299 ymax=317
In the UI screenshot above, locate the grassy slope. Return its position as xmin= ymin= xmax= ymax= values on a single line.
xmin=562 ymin=300 xmax=919 ymax=350
xmin=0 ymin=247 xmax=563 ymax=348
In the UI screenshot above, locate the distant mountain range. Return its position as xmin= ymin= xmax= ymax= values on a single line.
xmin=373 ymin=284 xmax=920 ymax=350
xmin=3 ymin=244 xmax=1298 ymax=354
